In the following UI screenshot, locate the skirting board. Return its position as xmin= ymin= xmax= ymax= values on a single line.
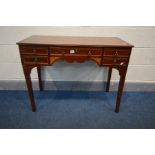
xmin=0 ymin=80 xmax=155 ymax=91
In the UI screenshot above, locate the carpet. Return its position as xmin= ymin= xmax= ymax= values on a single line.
xmin=0 ymin=90 xmax=155 ymax=129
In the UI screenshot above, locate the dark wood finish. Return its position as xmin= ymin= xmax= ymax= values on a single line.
xmin=20 ymin=46 xmax=48 ymax=55
xmin=50 ymin=47 xmax=102 ymax=65
xmin=115 ymin=71 xmax=127 ymax=112
xmin=106 ymin=67 xmax=112 ymax=92
xmin=23 ymin=66 xmax=36 ymax=112
xmin=17 ymin=36 xmax=133 ymax=47
xmin=17 ymin=36 xmax=133 ymax=112
xmin=37 ymin=67 xmax=43 ymax=91
xmin=22 ymin=56 xmax=48 ymax=65
xmin=104 ymin=47 xmax=130 ymax=56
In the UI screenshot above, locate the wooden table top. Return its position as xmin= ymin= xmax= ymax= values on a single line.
xmin=17 ymin=35 xmax=133 ymax=47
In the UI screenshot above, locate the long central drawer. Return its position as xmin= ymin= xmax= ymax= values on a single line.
xmin=50 ymin=47 xmax=102 ymax=56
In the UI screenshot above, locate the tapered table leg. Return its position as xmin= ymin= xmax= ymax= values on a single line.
xmin=37 ymin=66 xmax=43 ymax=91
xmin=115 ymin=70 xmax=126 ymax=113
xmin=106 ymin=67 xmax=112 ymax=92
xmin=23 ymin=66 xmax=36 ymax=112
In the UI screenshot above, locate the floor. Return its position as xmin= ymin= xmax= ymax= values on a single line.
xmin=0 ymin=90 xmax=155 ymax=129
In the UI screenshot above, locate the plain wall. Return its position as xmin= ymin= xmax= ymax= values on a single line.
xmin=0 ymin=26 xmax=155 ymax=82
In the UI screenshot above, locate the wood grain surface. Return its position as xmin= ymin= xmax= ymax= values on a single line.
xmin=17 ymin=35 xmax=133 ymax=47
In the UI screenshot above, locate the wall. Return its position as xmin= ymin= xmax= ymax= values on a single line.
xmin=0 ymin=26 xmax=155 ymax=83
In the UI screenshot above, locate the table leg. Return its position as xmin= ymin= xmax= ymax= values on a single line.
xmin=106 ymin=67 xmax=112 ymax=92
xmin=115 ymin=69 xmax=127 ymax=113
xmin=37 ymin=66 xmax=43 ymax=91
xmin=23 ymin=66 xmax=36 ymax=112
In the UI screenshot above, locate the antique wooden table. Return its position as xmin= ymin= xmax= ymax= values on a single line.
xmin=17 ymin=35 xmax=133 ymax=112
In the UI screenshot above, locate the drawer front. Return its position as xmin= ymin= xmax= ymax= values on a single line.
xmin=50 ymin=47 xmax=102 ymax=55
xmin=22 ymin=56 xmax=48 ymax=64
xmin=103 ymin=58 xmax=114 ymax=65
xmin=103 ymin=58 xmax=128 ymax=66
xmin=104 ymin=48 xmax=130 ymax=57
xmin=20 ymin=47 xmax=48 ymax=55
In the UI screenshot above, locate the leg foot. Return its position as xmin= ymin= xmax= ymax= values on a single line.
xmin=115 ymin=108 xmax=119 ymax=113
xmin=32 ymin=106 xmax=36 ymax=112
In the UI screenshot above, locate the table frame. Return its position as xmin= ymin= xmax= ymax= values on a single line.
xmin=17 ymin=36 xmax=133 ymax=112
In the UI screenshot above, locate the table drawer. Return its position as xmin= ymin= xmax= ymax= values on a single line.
xmin=103 ymin=58 xmax=128 ymax=66
xmin=50 ymin=47 xmax=102 ymax=55
xmin=22 ymin=56 xmax=48 ymax=64
xmin=103 ymin=58 xmax=114 ymax=65
xmin=104 ymin=48 xmax=130 ymax=57
xmin=20 ymin=47 xmax=48 ymax=55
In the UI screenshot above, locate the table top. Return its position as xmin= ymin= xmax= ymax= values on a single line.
xmin=17 ymin=35 xmax=133 ymax=47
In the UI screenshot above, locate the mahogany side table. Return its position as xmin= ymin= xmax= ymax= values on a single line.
xmin=17 ymin=35 xmax=133 ymax=112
